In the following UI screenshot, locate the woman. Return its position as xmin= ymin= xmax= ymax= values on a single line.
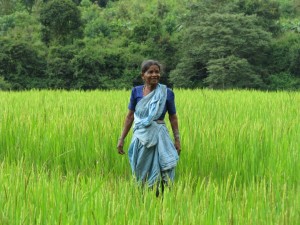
xmin=117 ymin=60 xmax=181 ymax=194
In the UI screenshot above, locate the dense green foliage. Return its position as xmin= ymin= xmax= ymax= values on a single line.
xmin=40 ymin=0 xmax=83 ymax=45
xmin=0 ymin=0 xmax=299 ymax=90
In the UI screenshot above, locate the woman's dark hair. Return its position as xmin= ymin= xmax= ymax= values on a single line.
xmin=141 ymin=60 xmax=163 ymax=74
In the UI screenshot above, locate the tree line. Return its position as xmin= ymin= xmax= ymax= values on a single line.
xmin=0 ymin=0 xmax=299 ymax=90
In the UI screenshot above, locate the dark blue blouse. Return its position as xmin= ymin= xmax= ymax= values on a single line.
xmin=128 ymin=85 xmax=176 ymax=120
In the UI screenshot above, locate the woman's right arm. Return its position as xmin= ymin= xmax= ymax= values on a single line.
xmin=117 ymin=110 xmax=134 ymax=155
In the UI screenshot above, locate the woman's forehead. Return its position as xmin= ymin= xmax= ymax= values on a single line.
xmin=147 ymin=65 xmax=160 ymax=71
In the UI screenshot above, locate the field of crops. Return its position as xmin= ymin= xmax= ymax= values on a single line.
xmin=0 ymin=90 xmax=299 ymax=225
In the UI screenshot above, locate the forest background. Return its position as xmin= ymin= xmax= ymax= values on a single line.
xmin=0 ymin=0 xmax=300 ymax=91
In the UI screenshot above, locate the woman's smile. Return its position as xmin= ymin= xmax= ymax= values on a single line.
xmin=143 ymin=65 xmax=160 ymax=86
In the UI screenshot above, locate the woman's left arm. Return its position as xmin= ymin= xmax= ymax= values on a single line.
xmin=169 ymin=114 xmax=181 ymax=155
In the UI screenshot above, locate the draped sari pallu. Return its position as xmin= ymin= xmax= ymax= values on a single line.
xmin=128 ymin=84 xmax=179 ymax=187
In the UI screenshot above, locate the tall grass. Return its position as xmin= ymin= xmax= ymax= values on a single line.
xmin=0 ymin=90 xmax=299 ymax=224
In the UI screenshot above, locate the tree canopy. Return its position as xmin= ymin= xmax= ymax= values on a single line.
xmin=0 ymin=0 xmax=299 ymax=90
xmin=170 ymin=12 xmax=272 ymax=89
xmin=40 ymin=0 xmax=83 ymax=45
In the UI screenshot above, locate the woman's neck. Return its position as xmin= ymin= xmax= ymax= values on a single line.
xmin=144 ymin=84 xmax=157 ymax=91
xmin=143 ymin=84 xmax=157 ymax=96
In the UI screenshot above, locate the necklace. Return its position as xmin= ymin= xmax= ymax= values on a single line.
xmin=143 ymin=85 xmax=151 ymax=96
xmin=143 ymin=85 xmax=155 ymax=96
xmin=143 ymin=85 xmax=147 ymax=96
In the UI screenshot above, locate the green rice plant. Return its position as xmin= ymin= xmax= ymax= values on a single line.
xmin=0 ymin=89 xmax=299 ymax=224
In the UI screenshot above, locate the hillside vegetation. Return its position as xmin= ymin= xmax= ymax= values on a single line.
xmin=0 ymin=0 xmax=300 ymax=90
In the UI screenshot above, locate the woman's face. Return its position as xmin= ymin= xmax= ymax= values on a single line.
xmin=142 ymin=65 xmax=160 ymax=86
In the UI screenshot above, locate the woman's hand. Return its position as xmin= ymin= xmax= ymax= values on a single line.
xmin=169 ymin=114 xmax=181 ymax=156
xmin=117 ymin=138 xmax=125 ymax=155
xmin=117 ymin=110 xmax=134 ymax=155
xmin=175 ymin=139 xmax=181 ymax=156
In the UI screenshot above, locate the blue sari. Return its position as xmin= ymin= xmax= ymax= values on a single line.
xmin=128 ymin=84 xmax=179 ymax=187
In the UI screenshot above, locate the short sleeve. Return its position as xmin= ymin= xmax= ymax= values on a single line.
xmin=166 ymin=89 xmax=176 ymax=115
xmin=128 ymin=87 xmax=137 ymax=111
